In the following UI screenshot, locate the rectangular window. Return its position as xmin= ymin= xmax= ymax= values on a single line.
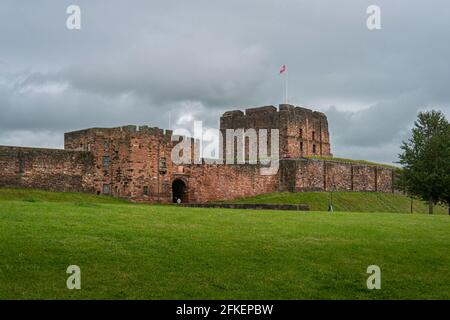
xmin=159 ymin=157 xmax=167 ymax=174
xmin=143 ymin=186 xmax=149 ymax=195
xmin=312 ymin=131 xmax=316 ymax=141
xmin=102 ymin=184 xmax=111 ymax=195
xmin=102 ymin=156 xmax=111 ymax=166
xmin=299 ymin=128 xmax=303 ymax=139
xmin=313 ymin=144 xmax=316 ymax=154
xmin=300 ymin=142 xmax=303 ymax=152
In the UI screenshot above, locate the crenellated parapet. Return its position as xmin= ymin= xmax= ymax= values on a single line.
xmin=220 ymin=104 xmax=331 ymax=158
xmin=0 ymin=103 xmax=398 ymax=205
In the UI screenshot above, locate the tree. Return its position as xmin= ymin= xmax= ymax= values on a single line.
xmin=398 ymin=110 xmax=450 ymax=214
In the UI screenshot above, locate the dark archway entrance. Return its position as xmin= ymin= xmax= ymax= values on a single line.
xmin=172 ymin=179 xmax=188 ymax=203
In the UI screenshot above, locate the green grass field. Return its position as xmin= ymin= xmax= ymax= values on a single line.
xmin=0 ymin=188 xmax=449 ymax=299
xmin=225 ymin=191 xmax=449 ymax=214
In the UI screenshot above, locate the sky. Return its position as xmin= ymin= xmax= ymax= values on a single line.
xmin=0 ymin=0 xmax=449 ymax=165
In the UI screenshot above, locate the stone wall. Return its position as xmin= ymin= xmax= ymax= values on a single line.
xmin=61 ymin=123 xmax=396 ymax=203
xmin=65 ymin=125 xmax=179 ymax=201
xmin=220 ymin=104 xmax=331 ymax=158
xmin=0 ymin=146 xmax=94 ymax=192
xmin=279 ymin=159 xmax=395 ymax=193
xmin=0 ymin=146 xmax=396 ymax=203
xmin=180 ymin=203 xmax=310 ymax=211
xmin=0 ymin=104 xmax=396 ymax=203
xmin=182 ymin=163 xmax=279 ymax=203
xmin=179 ymin=159 xmax=395 ymax=203
xmin=65 ymin=124 xmax=281 ymax=204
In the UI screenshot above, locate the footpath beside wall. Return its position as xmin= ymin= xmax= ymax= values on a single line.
xmin=0 ymin=146 xmax=95 ymax=193
xmin=279 ymin=159 xmax=395 ymax=193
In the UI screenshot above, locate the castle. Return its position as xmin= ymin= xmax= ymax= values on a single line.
xmin=0 ymin=104 xmax=395 ymax=203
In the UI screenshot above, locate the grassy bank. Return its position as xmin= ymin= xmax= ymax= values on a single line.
xmin=225 ymin=191 xmax=448 ymax=214
xmin=0 ymin=188 xmax=449 ymax=299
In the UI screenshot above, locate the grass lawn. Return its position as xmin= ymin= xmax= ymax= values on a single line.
xmin=0 ymin=189 xmax=449 ymax=299
xmin=225 ymin=191 xmax=449 ymax=214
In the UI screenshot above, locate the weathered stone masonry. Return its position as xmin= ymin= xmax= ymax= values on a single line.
xmin=221 ymin=104 xmax=331 ymax=158
xmin=0 ymin=146 xmax=94 ymax=192
xmin=0 ymin=104 xmax=396 ymax=203
xmin=278 ymin=159 xmax=394 ymax=193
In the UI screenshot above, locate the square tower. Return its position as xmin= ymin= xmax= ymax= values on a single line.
xmin=219 ymin=104 xmax=331 ymax=159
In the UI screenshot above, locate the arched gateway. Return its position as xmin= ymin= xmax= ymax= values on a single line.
xmin=172 ymin=179 xmax=188 ymax=203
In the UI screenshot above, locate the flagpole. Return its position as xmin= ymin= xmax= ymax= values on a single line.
xmin=285 ymin=67 xmax=288 ymax=104
xmin=280 ymin=64 xmax=288 ymax=104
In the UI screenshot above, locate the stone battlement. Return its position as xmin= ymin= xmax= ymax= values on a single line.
xmin=220 ymin=104 xmax=331 ymax=158
xmin=222 ymin=104 xmax=327 ymax=119
xmin=66 ymin=125 xmax=174 ymax=139
xmin=64 ymin=125 xmax=175 ymax=152
xmin=0 ymin=103 xmax=396 ymax=204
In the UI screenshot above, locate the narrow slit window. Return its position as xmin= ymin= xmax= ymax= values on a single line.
xmin=102 ymin=156 xmax=111 ymax=166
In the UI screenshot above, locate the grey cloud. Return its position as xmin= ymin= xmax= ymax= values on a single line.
xmin=0 ymin=130 xmax=63 ymax=149
xmin=327 ymin=91 xmax=427 ymax=147
xmin=0 ymin=0 xmax=449 ymax=164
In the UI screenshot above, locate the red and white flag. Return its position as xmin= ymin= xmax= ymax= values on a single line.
xmin=279 ymin=64 xmax=287 ymax=74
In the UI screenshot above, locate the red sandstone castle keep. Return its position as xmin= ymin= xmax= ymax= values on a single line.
xmin=0 ymin=104 xmax=395 ymax=203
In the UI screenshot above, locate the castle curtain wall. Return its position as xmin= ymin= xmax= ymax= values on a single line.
xmin=0 ymin=145 xmax=396 ymax=202
xmin=0 ymin=146 xmax=94 ymax=192
xmin=183 ymin=164 xmax=279 ymax=203
xmin=0 ymin=105 xmax=396 ymax=203
xmin=177 ymin=159 xmax=395 ymax=203
xmin=279 ymin=159 xmax=395 ymax=194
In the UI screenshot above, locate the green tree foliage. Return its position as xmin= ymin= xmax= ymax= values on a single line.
xmin=398 ymin=110 xmax=450 ymax=214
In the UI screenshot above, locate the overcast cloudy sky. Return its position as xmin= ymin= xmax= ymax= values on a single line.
xmin=1 ymin=0 xmax=449 ymax=165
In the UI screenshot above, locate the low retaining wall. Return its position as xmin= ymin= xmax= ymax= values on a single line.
xmin=180 ymin=203 xmax=310 ymax=211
